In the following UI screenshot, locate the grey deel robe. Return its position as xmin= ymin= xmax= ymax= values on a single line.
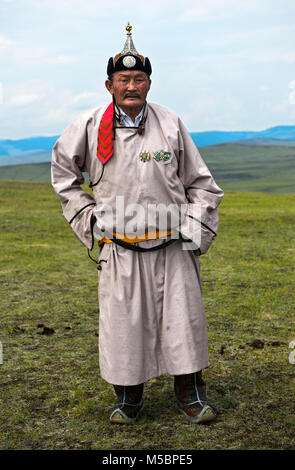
xmin=51 ymin=102 xmax=224 ymax=385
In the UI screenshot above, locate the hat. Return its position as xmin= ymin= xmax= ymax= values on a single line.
xmin=107 ymin=22 xmax=152 ymax=77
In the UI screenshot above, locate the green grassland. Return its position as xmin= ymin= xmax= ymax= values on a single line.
xmin=0 ymin=161 xmax=51 ymax=183
xmin=200 ymin=142 xmax=295 ymax=194
xmin=0 ymin=142 xmax=294 ymax=194
xmin=0 ymin=180 xmax=295 ymax=450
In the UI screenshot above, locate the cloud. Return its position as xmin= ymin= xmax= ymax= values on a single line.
xmin=201 ymin=23 xmax=295 ymax=49
xmin=11 ymin=93 xmax=42 ymax=107
xmin=180 ymin=0 xmax=258 ymax=22
xmin=1 ymin=0 xmax=295 ymax=137
xmin=10 ymin=44 xmax=48 ymax=66
xmin=46 ymin=55 xmax=79 ymax=65
xmin=182 ymin=92 xmax=244 ymax=131
xmin=1 ymin=79 xmax=107 ymax=137
xmin=18 ymin=0 xmax=174 ymax=18
xmin=282 ymin=52 xmax=295 ymax=64
xmin=8 ymin=42 xmax=79 ymax=67
xmin=72 ymin=91 xmax=105 ymax=107
xmin=0 ymin=35 xmax=12 ymax=54
xmin=185 ymin=47 xmax=295 ymax=66
xmin=8 ymin=81 xmax=47 ymax=107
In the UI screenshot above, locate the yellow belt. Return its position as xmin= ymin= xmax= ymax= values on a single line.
xmin=98 ymin=229 xmax=173 ymax=246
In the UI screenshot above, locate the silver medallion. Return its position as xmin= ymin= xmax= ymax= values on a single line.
xmin=123 ymin=55 xmax=136 ymax=68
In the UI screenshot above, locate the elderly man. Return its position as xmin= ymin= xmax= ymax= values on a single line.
xmin=51 ymin=23 xmax=223 ymax=425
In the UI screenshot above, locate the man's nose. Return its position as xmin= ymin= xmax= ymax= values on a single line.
xmin=127 ymin=79 xmax=136 ymax=90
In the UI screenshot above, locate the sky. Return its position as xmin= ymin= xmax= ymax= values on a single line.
xmin=0 ymin=0 xmax=295 ymax=139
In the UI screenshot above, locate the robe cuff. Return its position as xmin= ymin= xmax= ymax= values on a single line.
xmin=62 ymin=192 xmax=96 ymax=224
xmin=68 ymin=202 xmax=96 ymax=250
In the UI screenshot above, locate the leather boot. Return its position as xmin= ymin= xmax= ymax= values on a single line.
xmin=110 ymin=383 xmax=144 ymax=424
xmin=174 ymin=371 xmax=216 ymax=423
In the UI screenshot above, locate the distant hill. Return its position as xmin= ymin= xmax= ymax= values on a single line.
xmin=0 ymin=151 xmax=52 ymax=167
xmin=0 ymin=136 xmax=58 ymax=157
xmin=237 ymin=138 xmax=295 ymax=146
xmin=0 ymin=161 xmax=53 ymax=182
xmin=0 ymin=142 xmax=294 ymax=194
xmin=1 ymin=125 xmax=295 ymax=166
xmin=190 ymin=126 xmax=295 ymax=147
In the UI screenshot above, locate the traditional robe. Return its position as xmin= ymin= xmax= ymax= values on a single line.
xmin=51 ymin=102 xmax=223 ymax=385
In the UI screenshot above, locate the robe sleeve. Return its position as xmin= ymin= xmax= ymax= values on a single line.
xmin=51 ymin=114 xmax=96 ymax=250
xmin=177 ymin=118 xmax=224 ymax=255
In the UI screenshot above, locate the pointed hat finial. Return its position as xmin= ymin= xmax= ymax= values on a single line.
xmin=121 ymin=22 xmax=138 ymax=55
xmin=126 ymin=22 xmax=132 ymax=34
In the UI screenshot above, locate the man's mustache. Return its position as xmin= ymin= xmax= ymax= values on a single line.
xmin=125 ymin=93 xmax=140 ymax=98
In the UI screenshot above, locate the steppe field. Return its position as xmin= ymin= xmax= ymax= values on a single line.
xmin=0 ymin=175 xmax=294 ymax=450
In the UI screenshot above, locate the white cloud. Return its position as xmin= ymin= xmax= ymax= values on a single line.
xmin=2 ymin=79 xmax=106 ymax=137
xmin=9 ymin=43 xmax=79 ymax=67
xmin=0 ymin=35 xmax=12 ymax=54
xmin=282 ymin=52 xmax=295 ymax=64
xmin=32 ymin=87 xmax=105 ymax=128
xmin=72 ymin=91 xmax=105 ymax=106
xmin=180 ymin=0 xmax=258 ymax=22
xmin=11 ymin=93 xmax=42 ymax=106
xmin=18 ymin=0 xmax=174 ymax=18
xmin=9 ymin=80 xmax=47 ymax=106
xmin=11 ymin=44 xmax=48 ymax=65
xmin=182 ymin=93 xmax=244 ymax=131
xmin=201 ymin=23 xmax=295 ymax=49
xmin=185 ymin=47 xmax=295 ymax=66
xmin=46 ymin=54 xmax=78 ymax=65
xmin=1 ymin=0 xmax=295 ymax=137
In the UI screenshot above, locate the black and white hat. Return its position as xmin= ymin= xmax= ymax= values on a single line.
xmin=107 ymin=23 xmax=152 ymax=78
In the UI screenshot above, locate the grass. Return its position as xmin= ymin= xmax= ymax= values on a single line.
xmin=201 ymin=142 xmax=295 ymax=193
xmin=0 ymin=180 xmax=295 ymax=450
xmin=0 ymin=161 xmax=52 ymax=183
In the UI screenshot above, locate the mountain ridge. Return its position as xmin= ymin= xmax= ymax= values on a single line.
xmin=0 ymin=126 xmax=294 ymax=165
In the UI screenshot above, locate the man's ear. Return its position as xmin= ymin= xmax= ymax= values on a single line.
xmin=105 ymin=80 xmax=114 ymax=95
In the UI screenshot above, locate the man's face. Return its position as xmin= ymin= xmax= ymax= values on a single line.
xmin=105 ymin=70 xmax=151 ymax=115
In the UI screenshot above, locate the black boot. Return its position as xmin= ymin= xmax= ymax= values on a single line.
xmin=174 ymin=371 xmax=216 ymax=423
xmin=110 ymin=383 xmax=144 ymax=424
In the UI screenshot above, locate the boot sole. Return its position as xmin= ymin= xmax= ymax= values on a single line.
xmin=177 ymin=403 xmax=216 ymax=424
xmin=110 ymin=402 xmax=144 ymax=424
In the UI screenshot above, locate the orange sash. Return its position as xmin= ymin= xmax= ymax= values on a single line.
xmin=98 ymin=229 xmax=173 ymax=246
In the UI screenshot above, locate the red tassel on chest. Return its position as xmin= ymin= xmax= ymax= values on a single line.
xmin=97 ymin=102 xmax=114 ymax=164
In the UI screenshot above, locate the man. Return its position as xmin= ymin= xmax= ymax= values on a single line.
xmin=51 ymin=23 xmax=223 ymax=425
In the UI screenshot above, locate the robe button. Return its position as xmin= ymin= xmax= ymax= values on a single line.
xmin=97 ymin=265 xmax=102 ymax=271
